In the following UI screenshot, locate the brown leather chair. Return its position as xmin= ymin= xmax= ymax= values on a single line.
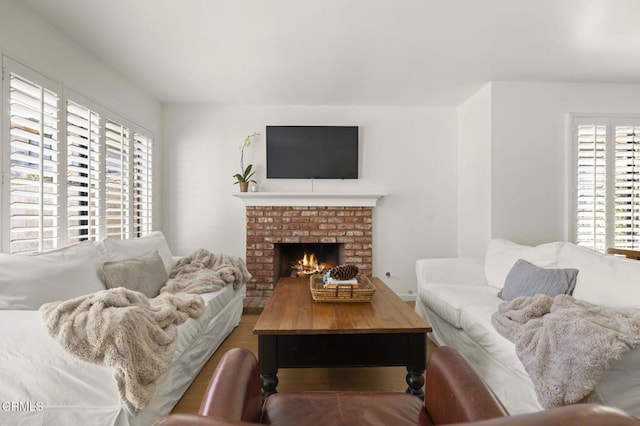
xmin=158 ymin=346 xmax=639 ymax=426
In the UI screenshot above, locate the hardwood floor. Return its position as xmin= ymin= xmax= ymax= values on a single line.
xmin=172 ymin=302 xmax=435 ymax=415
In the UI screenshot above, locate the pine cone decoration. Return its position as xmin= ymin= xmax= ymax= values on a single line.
xmin=329 ymin=264 xmax=359 ymax=280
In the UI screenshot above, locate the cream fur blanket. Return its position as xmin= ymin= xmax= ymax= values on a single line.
xmin=40 ymin=288 xmax=203 ymax=413
xmin=40 ymin=249 xmax=251 ymax=413
xmin=161 ymin=249 xmax=251 ymax=294
xmin=492 ymin=294 xmax=640 ymax=408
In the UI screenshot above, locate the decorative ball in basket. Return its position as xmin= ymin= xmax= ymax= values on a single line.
xmin=329 ymin=264 xmax=359 ymax=281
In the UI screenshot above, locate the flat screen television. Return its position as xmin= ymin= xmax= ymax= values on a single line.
xmin=266 ymin=125 xmax=358 ymax=179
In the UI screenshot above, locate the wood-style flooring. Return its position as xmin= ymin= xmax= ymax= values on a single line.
xmin=172 ymin=303 xmax=434 ymax=414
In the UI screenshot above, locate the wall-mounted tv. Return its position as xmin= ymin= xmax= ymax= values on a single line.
xmin=266 ymin=125 xmax=358 ymax=179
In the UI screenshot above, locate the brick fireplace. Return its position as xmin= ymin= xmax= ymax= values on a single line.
xmin=237 ymin=193 xmax=380 ymax=313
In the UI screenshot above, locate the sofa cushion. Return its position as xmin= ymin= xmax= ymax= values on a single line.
xmin=100 ymin=250 xmax=168 ymax=298
xmin=498 ymin=259 xmax=579 ymax=301
xmin=459 ymin=302 xmax=530 ymax=378
xmin=418 ymin=283 xmax=502 ymax=328
xmin=558 ymin=244 xmax=640 ymax=309
xmin=425 ymin=287 xmax=532 ymax=385
xmin=262 ymin=392 xmax=429 ymax=426
xmin=0 ymin=241 xmax=105 ymax=310
xmin=97 ymin=231 xmax=174 ymax=274
xmin=485 ymin=239 xmax=562 ymax=290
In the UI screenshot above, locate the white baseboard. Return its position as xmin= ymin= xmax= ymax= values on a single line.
xmin=399 ymin=293 xmax=417 ymax=302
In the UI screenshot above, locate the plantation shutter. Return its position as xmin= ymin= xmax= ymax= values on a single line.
xmin=66 ymin=100 xmax=102 ymax=244
xmin=2 ymin=57 xmax=153 ymax=253
xmin=573 ymin=116 xmax=640 ymax=252
xmin=133 ymin=132 xmax=153 ymax=236
xmin=105 ymin=119 xmax=130 ymax=240
xmin=614 ymin=124 xmax=640 ymax=249
xmin=7 ymin=70 xmax=61 ymax=253
xmin=575 ymin=122 xmax=607 ymax=252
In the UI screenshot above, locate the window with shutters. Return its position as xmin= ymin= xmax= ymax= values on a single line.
xmin=105 ymin=119 xmax=131 ymax=240
xmin=6 ymin=70 xmax=61 ymax=253
xmin=572 ymin=116 xmax=640 ymax=252
xmin=2 ymin=57 xmax=154 ymax=253
xmin=67 ymin=100 xmax=102 ymax=244
xmin=133 ymin=133 xmax=153 ymax=236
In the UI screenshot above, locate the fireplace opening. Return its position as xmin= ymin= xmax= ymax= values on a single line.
xmin=274 ymin=243 xmax=344 ymax=278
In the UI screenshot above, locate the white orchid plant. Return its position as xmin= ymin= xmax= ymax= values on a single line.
xmin=233 ymin=132 xmax=260 ymax=185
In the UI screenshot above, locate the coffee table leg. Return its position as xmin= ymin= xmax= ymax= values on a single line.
xmin=259 ymin=335 xmax=279 ymax=398
xmin=406 ymin=333 xmax=427 ymax=399
xmin=406 ymin=369 xmax=425 ymax=399
xmin=261 ymin=373 xmax=279 ymax=398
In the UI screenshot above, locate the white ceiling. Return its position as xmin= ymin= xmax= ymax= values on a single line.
xmin=23 ymin=0 xmax=640 ymax=107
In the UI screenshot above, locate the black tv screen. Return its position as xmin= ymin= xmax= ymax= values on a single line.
xmin=266 ymin=126 xmax=358 ymax=179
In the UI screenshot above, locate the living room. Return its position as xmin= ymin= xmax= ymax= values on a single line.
xmin=1 ymin=0 xmax=639 ymax=425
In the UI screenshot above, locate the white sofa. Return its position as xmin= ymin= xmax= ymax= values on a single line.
xmin=0 ymin=232 xmax=247 ymax=426
xmin=415 ymin=239 xmax=640 ymax=417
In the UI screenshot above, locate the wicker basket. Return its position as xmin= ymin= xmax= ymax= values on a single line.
xmin=310 ymin=274 xmax=376 ymax=303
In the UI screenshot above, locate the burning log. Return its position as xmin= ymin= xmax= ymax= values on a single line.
xmin=291 ymin=252 xmax=331 ymax=277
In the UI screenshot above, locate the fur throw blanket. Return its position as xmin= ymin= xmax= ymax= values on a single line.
xmin=40 ymin=288 xmax=204 ymax=413
xmin=492 ymin=294 xmax=640 ymax=408
xmin=161 ymin=249 xmax=251 ymax=295
xmin=40 ymin=249 xmax=251 ymax=413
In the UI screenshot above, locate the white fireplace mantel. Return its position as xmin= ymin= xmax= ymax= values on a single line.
xmin=233 ymin=192 xmax=386 ymax=207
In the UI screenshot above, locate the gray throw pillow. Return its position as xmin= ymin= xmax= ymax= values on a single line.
xmin=498 ymin=259 xmax=579 ymax=301
xmin=100 ymin=250 xmax=168 ymax=298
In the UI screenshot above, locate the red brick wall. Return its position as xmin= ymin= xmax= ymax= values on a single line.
xmin=245 ymin=206 xmax=373 ymax=299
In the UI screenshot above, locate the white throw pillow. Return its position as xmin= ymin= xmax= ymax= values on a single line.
xmin=558 ymin=244 xmax=640 ymax=309
xmin=484 ymin=239 xmax=562 ymax=289
xmin=96 ymin=231 xmax=174 ymax=274
xmin=0 ymin=241 xmax=106 ymax=310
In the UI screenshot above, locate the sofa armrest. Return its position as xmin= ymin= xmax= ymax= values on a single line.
xmin=197 ymin=348 xmax=262 ymax=423
xmin=449 ymin=404 xmax=640 ymax=426
xmin=425 ymin=346 xmax=507 ymax=423
xmin=159 ymin=405 xmax=640 ymax=426
xmin=156 ymin=414 xmax=260 ymax=426
xmin=416 ymin=258 xmax=486 ymax=287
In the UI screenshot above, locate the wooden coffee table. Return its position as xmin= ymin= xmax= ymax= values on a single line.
xmin=253 ymin=276 xmax=432 ymax=398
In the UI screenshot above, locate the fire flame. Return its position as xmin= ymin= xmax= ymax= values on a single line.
xmin=301 ymin=253 xmax=316 ymax=268
xmin=293 ymin=252 xmax=328 ymax=276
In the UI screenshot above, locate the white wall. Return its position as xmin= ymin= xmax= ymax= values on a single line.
xmin=457 ymin=83 xmax=492 ymax=257
xmin=489 ymin=82 xmax=640 ymax=245
xmin=0 ymin=0 xmax=163 ymax=225
xmin=162 ymin=105 xmax=457 ymax=297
